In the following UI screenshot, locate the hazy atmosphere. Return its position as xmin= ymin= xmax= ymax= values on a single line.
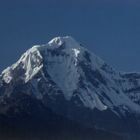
xmin=0 ymin=0 xmax=140 ymax=72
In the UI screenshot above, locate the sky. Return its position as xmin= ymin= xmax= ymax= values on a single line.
xmin=0 ymin=0 xmax=140 ymax=72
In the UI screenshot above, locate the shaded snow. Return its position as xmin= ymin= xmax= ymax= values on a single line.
xmin=1 ymin=36 xmax=140 ymax=115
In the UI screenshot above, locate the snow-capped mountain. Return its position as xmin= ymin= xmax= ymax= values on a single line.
xmin=0 ymin=36 xmax=140 ymax=137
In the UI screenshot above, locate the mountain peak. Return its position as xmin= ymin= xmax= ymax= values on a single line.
xmin=47 ymin=36 xmax=81 ymax=49
xmin=1 ymin=36 xmax=140 ymax=137
xmin=0 ymin=36 xmax=82 ymax=84
xmin=1 ymin=36 xmax=140 ymax=115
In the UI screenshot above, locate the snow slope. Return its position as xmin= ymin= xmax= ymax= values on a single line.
xmin=1 ymin=36 xmax=140 ymax=117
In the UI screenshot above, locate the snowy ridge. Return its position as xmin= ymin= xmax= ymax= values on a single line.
xmin=1 ymin=36 xmax=140 ymax=116
xmin=1 ymin=46 xmax=43 ymax=83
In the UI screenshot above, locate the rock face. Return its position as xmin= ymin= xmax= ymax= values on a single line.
xmin=0 ymin=36 xmax=140 ymax=139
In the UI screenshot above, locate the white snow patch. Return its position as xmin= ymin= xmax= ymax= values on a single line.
xmin=48 ymin=37 xmax=64 ymax=48
xmin=1 ymin=46 xmax=43 ymax=83
xmin=46 ymin=53 xmax=80 ymax=100
xmin=72 ymin=48 xmax=80 ymax=57
xmin=72 ymin=48 xmax=80 ymax=65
